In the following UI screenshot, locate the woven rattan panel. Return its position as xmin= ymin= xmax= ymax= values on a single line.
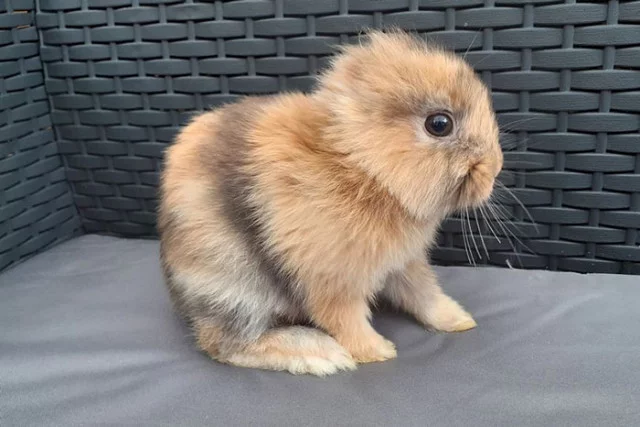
xmin=0 ymin=0 xmax=80 ymax=272
xmin=35 ymin=0 xmax=640 ymax=274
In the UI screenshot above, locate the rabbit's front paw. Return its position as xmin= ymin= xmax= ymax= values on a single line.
xmin=424 ymin=294 xmax=477 ymax=333
xmin=339 ymin=331 xmax=397 ymax=364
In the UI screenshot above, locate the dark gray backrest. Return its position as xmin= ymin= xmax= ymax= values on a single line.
xmin=2 ymin=0 xmax=639 ymax=274
xmin=0 ymin=0 xmax=80 ymax=271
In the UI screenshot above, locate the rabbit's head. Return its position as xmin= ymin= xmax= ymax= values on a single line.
xmin=317 ymin=30 xmax=503 ymax=220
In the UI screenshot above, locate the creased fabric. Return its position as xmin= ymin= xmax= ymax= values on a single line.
xmin=1 ymin=235 xmax=639 ymax=426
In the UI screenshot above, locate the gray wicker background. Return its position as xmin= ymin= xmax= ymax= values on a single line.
xmin=0 ymin=0 xmax=80 ymax=271
xmin=2 ymin=0 xmax=639 ymax=274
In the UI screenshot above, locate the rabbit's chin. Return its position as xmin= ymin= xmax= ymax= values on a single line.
xmin=453 ymin=193 xmax=493 ymax=213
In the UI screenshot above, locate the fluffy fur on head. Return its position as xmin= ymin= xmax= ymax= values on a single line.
xmin=158 ymin=29 xmax=502 ymax=376
xmin=317 ymin=30 xmax=503 ymax=218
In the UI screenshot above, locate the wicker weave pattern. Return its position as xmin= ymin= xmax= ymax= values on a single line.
xmin=0 ymin=0 xmax=80 ymax=271
xmin=33 ymin=0 xmax=640 ymax=274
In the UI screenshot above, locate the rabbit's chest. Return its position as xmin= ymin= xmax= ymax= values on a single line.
xmin=375 ymin=223 xmax=435 ymax=272
xmin=340 ymin=221 xmax=435 ymax=291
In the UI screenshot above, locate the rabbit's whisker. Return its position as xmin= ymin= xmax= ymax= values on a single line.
xmin=462 ymin=30 xmax=480 ymax=61
xmin=466 ymin=207 xmax=482 ymax=260
xmin=479 ymin=204 xmax=501 ymax=244
xmin=473 ymin=207 xmax=490 ymax=259
xmin=494 ymin=182 xmax=538 ymax=229
xmin=487 ymin=198 xmax=536 ymax=256
xmin=460 ymin=211 xmax=474 ymax=266
xmin=498 ymin=116 xmax=543 ymax=131
xmin=485 ymin=201 xmax=525 ymax=268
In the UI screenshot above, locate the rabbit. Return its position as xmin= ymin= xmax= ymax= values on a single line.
xmin=158 ymin=30 xmax=503 ymax=376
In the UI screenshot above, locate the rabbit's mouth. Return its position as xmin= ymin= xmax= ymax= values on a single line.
xmin=453 ymin=161 xmax=498 ymax=210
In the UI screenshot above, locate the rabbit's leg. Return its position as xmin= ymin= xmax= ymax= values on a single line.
xmin=165 ymin=248 xmax=356 ymax=376
xmin=306 ymin=289 xmax=397 ymax=364
xmin=384 ymin=260 xmax=476 ymax=332
xmin=196 ymin=322 xmax=356 ymax=377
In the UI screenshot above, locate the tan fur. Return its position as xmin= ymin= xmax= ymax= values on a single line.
xmin=158 ymin=30 xmax=503 ymax=375
xmin=195 ymin=322 xmax=356 ymax=376
xmin=384 ymin=259 xmax=477 ymax=332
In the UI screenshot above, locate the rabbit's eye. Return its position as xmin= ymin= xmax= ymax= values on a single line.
xmin=425 ymin=113 xmax=453 ymax=137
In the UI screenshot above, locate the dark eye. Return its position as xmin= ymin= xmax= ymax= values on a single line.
xmin=425 ymin=113 xmax=454 ymax=137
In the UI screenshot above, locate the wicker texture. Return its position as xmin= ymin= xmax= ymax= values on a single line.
xmin=0 ymin=0 xmax=80 ymax=271
xmin=34 ymin=0 xmax=640 ymax=274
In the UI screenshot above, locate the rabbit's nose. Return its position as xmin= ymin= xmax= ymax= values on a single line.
xmin=489 ymin=146 xmax=504 ymax=178
xmin=492 ymin=160 xmax=502 ymax=178
xmin=495 ymin=153 xmax=504 ymax=177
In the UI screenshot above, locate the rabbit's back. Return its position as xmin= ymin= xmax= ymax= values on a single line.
xmin=158 ymin=98 xmax=304 ymax=346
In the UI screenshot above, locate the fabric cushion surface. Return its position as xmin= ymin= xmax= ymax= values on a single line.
xmin=1 ymin=235 xmax=639 ymax=426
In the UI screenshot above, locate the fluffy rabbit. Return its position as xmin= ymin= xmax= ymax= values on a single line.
xmin=158 ymin=30 xmax=503 ymax=376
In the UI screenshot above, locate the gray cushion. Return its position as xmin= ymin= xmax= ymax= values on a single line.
xmin=1 ymin=235 xmax=639 ymax=426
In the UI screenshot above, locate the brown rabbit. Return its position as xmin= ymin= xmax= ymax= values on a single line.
xmin=158 ymin=30 xmax=503 ymax=376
